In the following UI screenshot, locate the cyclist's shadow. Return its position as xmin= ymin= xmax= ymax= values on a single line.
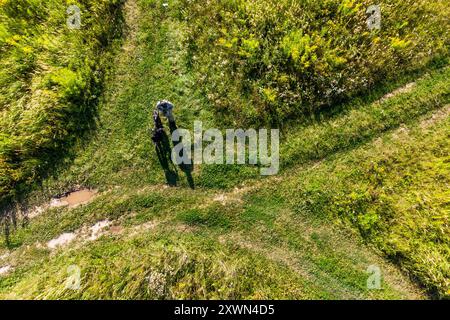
xmin=154 ymin=121 xmax=194 ymax=189
xmin=154 ymin=130 xmax=179 ymax=186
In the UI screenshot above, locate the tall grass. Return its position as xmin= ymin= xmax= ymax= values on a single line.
xmin=0 ymin=0 xmax=124 ymax=227
xmin=180 ymin=0 xmax=449 ymax=126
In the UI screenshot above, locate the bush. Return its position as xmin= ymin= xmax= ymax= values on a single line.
xmin=179 ymin=0 xmax=449 ymax=126
xmin=0 ymin=0 xmax=124 ymax=216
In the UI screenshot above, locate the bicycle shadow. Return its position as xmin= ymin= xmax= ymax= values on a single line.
xmin=154 ymin=121 xmax=195 ymax=189
xmin=154 ymin=129 xmax=179 ymax=187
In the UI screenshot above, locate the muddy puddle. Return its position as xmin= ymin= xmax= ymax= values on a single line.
xmin=27 ymin=188 xmax=98 ymax=219
xmin=52 ymin=189 xmax=97 ymax=208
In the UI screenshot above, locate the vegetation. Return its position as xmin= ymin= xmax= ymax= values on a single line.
xmin=0 ymin=0 xmax=124 ymax=215
xmin=0 ymin=0 xmax=448 ymax=300
xmin=1 ymin=107 xmax=447 ymax=299
xmin=180 ymin=0 xmax=449 ymax=125
xmin=283 ymin=114 xmax=450 ymax=298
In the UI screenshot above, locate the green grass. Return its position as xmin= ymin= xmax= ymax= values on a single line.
xmin=277 ymin=113 xmax=450 ymax=298
xmin=0 ymin=233 xmax=322 ymax=299
xmin=0 ymin=0 xmax=449 ymax=300
xmin=2 ymin=109 xmax=447 ymax=298
xmin=0 ymin=0 xmax=124 ymax=210
xmin=0 ymin=186 xmax=424 ymax=299
xmin=40 ymin=42 xmax=450 ymax=193
xmin=180 ymin=0 xmax=449 ymax=125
